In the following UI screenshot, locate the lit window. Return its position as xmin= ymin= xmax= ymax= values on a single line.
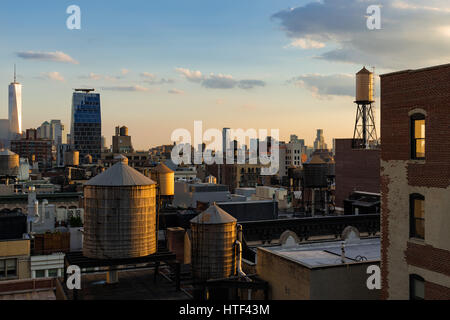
xmin=411 ymin=114 xmax=425 ymax=159
xmin=410 ymin=194 xmax=425 ymax=239
xmin=410 ymin=274 xmax=425 ymax=300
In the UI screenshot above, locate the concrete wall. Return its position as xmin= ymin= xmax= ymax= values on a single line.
xmin=380 ymin=64 xmax=450 ymax=299
xmin=256 ymin=248 xmax=310 ymax=300
xmin=257 ymin=247 xmax=380 ymax=300
xmin=310 ymin=263 xmax=380 ymax=300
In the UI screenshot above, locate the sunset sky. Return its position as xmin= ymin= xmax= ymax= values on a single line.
xmin=1 ymin=0 xmax=450 ymax=150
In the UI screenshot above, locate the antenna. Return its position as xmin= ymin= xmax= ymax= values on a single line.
xmin=14 ymin=64 xmax=16 ymax=83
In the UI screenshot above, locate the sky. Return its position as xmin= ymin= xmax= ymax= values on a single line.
xmin=1 ymin=0 xmax=450 ymax=150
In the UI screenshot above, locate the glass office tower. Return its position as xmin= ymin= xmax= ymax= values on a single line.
xmin=70 ymin=89 xmax=101 ymax=163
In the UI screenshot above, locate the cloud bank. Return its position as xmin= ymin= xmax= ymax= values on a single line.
xmin=16 ymin=51 xmax=79 ymax=64
xmin=272 ymin=0 xmax=450 ymax=69
xmin=176 ymin=68 xmax=265 ymax=90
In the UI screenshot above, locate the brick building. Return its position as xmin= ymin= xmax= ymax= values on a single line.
xmin=11 ymin=129 xmax=53 ymax=168
xmin=380 ymin=63 xmax=450 ymax=299
xmin=334 ymin=138 xmax=380 ymax=209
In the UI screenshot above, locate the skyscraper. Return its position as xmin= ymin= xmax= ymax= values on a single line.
xmin=8 ymin=65 xmax=22 ymax=140
xmin=70 ymin=89 xmax=102 ymax=163
xmin=313 ymin=129 xmax=328 ymax=150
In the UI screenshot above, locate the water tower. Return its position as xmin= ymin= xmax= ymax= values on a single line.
xmin=353 ymin=67 xmax=378 ymax=149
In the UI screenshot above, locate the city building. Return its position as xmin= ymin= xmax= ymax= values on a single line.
xmin=112 ymin=125 xmax=133 ymax=153
xmin=70 ymin=89 xmax=102 ymax=163
xmin=313 ymin=129 xmax=328 ymax=151
xmin=334 ymin=138 xmax=380 ymax=210
xmin=37 ymin=121 xmax=51 ymax=140
xmin=8 ymin=66 xmax=22 ymax=141
xmin=0 ymin=210 xmax=30 ymax=281
xmin=208 ymin=163 xmax=265 ymax=193
xmin=380 ymin=63 xmax=450 ymax=299
xmin=256 ymin=237 xmax=380 ymax=300
xmin=10 ymin=129 xmax=53 ymax=168
xmin=286 ymin=135 xmax=306 ymax=167
xmin=173 ymin=181 xmax=232 ymax=208
xmin=0 ymin=119 xmax=10 ymax=147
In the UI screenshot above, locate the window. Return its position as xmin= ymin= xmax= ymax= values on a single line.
xmin=35 ymin=270 xmax=45 ymax=278
xmin=0 ymin=259 xmax=17 ymax=278
xmin=48 ymin=269 xmax=58 ymax=277
xmin=410 ymin=274 xmax=425 ymax=300
xmin=410 ymin=194 xmax=425 ymax=239
xmin=411 ymin=113 xmax=425 ymax=159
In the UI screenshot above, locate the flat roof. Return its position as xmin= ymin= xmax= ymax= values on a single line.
xmin=260 ymin=238 xmax=380 ymax=269
xmin=70 ymin=269 xmax=191 ymax=300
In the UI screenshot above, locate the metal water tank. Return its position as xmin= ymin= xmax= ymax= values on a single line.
xmin=153 ymin=163 xmax=174 ymax=196
xmin=303 ymin=154 xmax=328 ymax=188
xmin=83 ymin=155 xmax=157 ymax=259
xmin=120 ymin=126 xmax=129 ymax=136
xmin=190 ymin=204 xmax=237 ymax=280
xmin=64 ymin=150 xmax=79 ymax=166
xmin=356 ymin=67 xmax=374 ymax=102
xmin=0 ymin=149 xmax=19 ymax=176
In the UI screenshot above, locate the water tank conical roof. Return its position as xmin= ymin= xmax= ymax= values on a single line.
xmin=85 ymin=159 xmax=156 ymax=186
xmin=357 ymin=66 xmax=371 ymax=74
xmin=307 ymin=154 xmax=326 ymax=164
xmin=155 ymin=163 xmax=173 ymax=173
xmin=191 ymin=204 xmax=237 ymax=224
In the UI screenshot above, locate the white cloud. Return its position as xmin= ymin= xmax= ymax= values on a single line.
xmin=202 ymin=73 xmax=236 ymax=89
xmin=272 ymin=0 xmax=450 ymax=69
xmin=141 ymin=72 xmax=157 ymax=79
xmin=175 ymin=68 xmax=205 ymax=82
xmin=101 ymin=85 xmax=150 ymax=92
xmin=16 ymin=51 xmax=79 ymax=64
xmin=286 ymin=38 xmax=326 ymax=49
xmin=176 ymin=68 xmax=265 ymax=90
xmin=141 ymin=72 xmax=175 ymax=85
xmin=289 ymin=73 xmax=354 ymax=99
xmin=168 ymin=89 xmax=185 ymax=95
xmin=41 ymin=72 xmax=65 ymax=82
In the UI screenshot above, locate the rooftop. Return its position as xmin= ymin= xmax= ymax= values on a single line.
xmin=66 ymin=269 xmax=191 ymax=300
xmin=380 ymin=62 xmax=450 ymax=77
xmin=260 ymin=237 xmax=380 ymax=269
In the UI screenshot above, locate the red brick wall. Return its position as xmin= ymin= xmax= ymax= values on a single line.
xmin=335 ymin=139 xmax=380 ymax=208
xmin=405 ymin=242 xmax=450 ymax=277
xmin=381 ymin=64 xmax=450 ymax=299
xmin=426 ymin=281 xmax=450 ymax=299
xmin=380 ymin=65 xmax=450 ymax=187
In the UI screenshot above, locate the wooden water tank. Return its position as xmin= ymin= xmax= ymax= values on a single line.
xmin=83 ymin=155 xmax=157 ymax=259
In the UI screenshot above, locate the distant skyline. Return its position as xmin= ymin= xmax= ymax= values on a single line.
xmin=2 ymin=0 xmax=450 ymax=149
